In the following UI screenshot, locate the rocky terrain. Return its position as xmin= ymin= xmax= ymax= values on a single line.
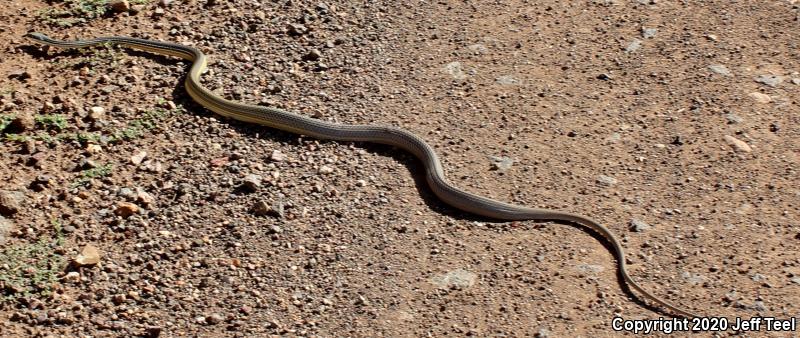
xmin=0 ymin=0 xmax=798 ymax=336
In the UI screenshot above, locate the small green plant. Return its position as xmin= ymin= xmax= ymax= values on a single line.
xmin=3 ymin=134 xmax=28 ymax=142
xmin=37 ymin=0 xmax=113 ymax=27
xmin=71 ymin=163 xmax=113 ymax=188
xmin=0 ymin=114 xmax=14 ymax=133
xmin=35 ymin=114 xmax=68 ymax=130
xmin=0 ymin=220 xmax=66 ymax=302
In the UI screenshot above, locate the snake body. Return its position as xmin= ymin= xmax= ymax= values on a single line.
xmin=25 ymin=32 xmax=697 ymax=318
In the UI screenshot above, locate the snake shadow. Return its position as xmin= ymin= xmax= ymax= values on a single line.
xmin=25 ymin=43 xmax=676 ymax=318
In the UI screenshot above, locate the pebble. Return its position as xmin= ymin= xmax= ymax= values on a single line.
xmin=318 ymin=165 xmax=334 ymax=174
xmin=86 ymin=144 xmax=102 ymax=154
xmin=64 ymin=271 xmax=81 ymax=283
xmin=596 ymin=175 xmax=617 ymax=186
xmin=0 ymin=216 xmax=14 ymax=244
xmin=792 ymin=78 xmax=800 ymax=85
xmin=304 ymin=49 xmax=323 ymax=61
xmin=431 ymin=269 xmax=477 ymax=289
xmin=723 ymin=135 xmax=752 ymax=153
xmin=74 ymin=244 xmax=101 ymax=266
xmin=115 ymin=201 xmax=140 ymax=217
xmin=488 ymin=156 xmax=514 ymax=171
xmin=130 ymin=151 xmax=148 ymax=165
xmin=467 ymin=43 xmax=488 ymax=54
xmin=252 ymin=201 xmax=281 ymax=217
xmin=495 ymin=75 xmax=520 ymax=85
xmin=205 ymin=313 xmax=224 ymax=325
xmin=535 ymin=327 xmax=551 ymax=338
xmin=136 ymin=188 xmax=155 ymax=206
xmin=576 ymin=264 xmax=605 ymax=273
xmin=270 ymin=150 xmax=286 ymax=162
xmin=708 ymin=64 xmax=731 ymax=76
xmin=625 ymin=39 xmax=642 ymax=52
xmin=88 ymin=106 xmax=105 ymax=122
xmin=641 ymin=27 xmax=657 ymax=39
xmin=10 ymin=112 xmax=35 ymax=132
xmin=753 ymin=75 xmax=783 ymax=87
xmin=748 ymin=92 xmax=771 ymax=104
xmin=629 ymin=218 xmax=651 ymax=232
xmin=108 ymin=0 xmax=130 ymax=12
xmin=0 ymin=190 xmax=25 ymax=216
xmin=724 ymin=113 xmax=743 ymax=124
xmin=241 ymin=174 xmax=262 ymax=192
xmin=443 ymin=61 xmax=467 ymax=80
xmin=287 ymin=23 xmax=308 ymax=35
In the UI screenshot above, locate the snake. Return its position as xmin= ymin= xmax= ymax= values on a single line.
xmin=25 ymin=32 xmax=698 ymax=318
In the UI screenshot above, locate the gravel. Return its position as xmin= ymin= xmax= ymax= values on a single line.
xmin=2 ymin=0 xmax=797 ymax=336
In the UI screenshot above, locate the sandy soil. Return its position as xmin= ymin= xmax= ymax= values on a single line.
xmin=0 ymin=0 xmax=798 ymax=336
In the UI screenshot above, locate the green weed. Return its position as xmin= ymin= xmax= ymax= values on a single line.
xmin=71 ymin=163 xmax=113 ymax=188
xmin=0 ymin=220 xmax=66 ymax=302
xmin=35 ymin=114 xmax=68 ymax=130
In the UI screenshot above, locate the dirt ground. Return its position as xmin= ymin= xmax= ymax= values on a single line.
xmin=1 ymin=0 xmax=798 ymax=337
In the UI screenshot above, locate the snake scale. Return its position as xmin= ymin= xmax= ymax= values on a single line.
xmin=25 ymin=32 xmax=698 ymax=318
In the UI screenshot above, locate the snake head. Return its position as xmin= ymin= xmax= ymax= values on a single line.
xmin=24 ymin=32 xmax=51 ymax=42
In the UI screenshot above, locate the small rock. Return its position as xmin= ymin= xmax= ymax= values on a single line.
xmin=596 ymin=175 xmax=617 ymax=186
xmin=130 ymin=151 xmax=147 ymax=165
xmin=136 ymin=188 xmax=155 ymax=206
xmin=115 ymin=201 xmax=140 ymax=217
xmin=630 ymin=218 xmax=651 ymax=232
xmin=205 ymin=313 xmax=224 ymax=325
xmin=355 ymin=179 xmax=367 ymax=187
xmin=8 ymin=70 xmax=31 ymax=81
xmin=0 ymin=190 xmax=25 ymax=216
xmin=64 ymin=271 xmax=81 ymax=283
xmin=754 ymin=75 xmax=783 ymax=87
xmin=748 ymin=92 xmax=771 ymax=104
xmin=252 ymin=201 xmax=281 ymax=217
xmin=118 ymin=187 xmax=136 ymax=200
xmin=708 ymin=64 xmax=731 ymax=76
xmin=724 ymin=113 xmax=743 ymax=124
xmin=157 ymin=0 xmax=172 ymax=6
xmin=792 ymin=78 xmax=800 ymax=85
xmin=495 ymin=75 xmax=520 ymax=85
xmin=21 ymin=139 xmax=36 ymax=154
xmin=287 ymin=23 xmax=308 ymax=35
xmin=9 ymin=112 xmax=35 ymax=132
xmin=270 ymin=150 xmax=286 ymax=162
xmin=86 ymin=144 xmax=102 ymax=154
xmin=431 ymin=269 xmax=477 ymax=289
xmin=0 ymin=216 xmax=14 ymax=244
xmin=153 ymin=7 xmax=165 ymax=16
xmin=303 ymin=49 xmax=323 ymax=61
xmin=318 ymin=165 xmax=334 ymax=174
xmin=625 ymin=39 xmax=642 ymax=52
xmin=723 ymin=135 xmax=752 ymax=153
xmin=443 ymin=61 xmax=466 ymax=80
xmin=641 ymin=27 xmax=657 ymax=39
xmin=129 ymin=4 xmax=143 ymax=13
xmin=241 ymin=174 xmax=262 ymax=192
xmin=488 ymin=156 xmax=514 ymax=171
xmin=535 ymin=327 xmax=551 ymax=338
xmin=576 ymin=264 xmax=605 ymax=274
xmin=88 ymin=106 xmax=105 ymax=122
xmin=267 ymin=225 xmax=283 ymax=234
xmin=108 ymin=0 xmax=130 ymax=12
xmin=74 ymin=244 xmax=101 ymax=266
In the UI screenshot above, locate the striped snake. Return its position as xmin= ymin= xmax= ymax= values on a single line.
xmin=25 ymin=32 xmax=698 ymax=318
